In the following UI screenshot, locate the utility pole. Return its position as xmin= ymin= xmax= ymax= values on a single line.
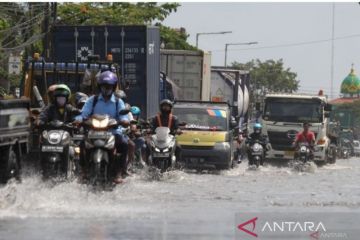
xmin=43 ymin=2 xmax=50 ymax=58
xmin=330 ymin=3 xmax=335 ymax=100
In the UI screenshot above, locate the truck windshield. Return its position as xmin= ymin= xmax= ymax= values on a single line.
xmin=173 ymin=107 xmax=228 ymax=131
xmin=263 ymin=98 xmax=323 ymax=123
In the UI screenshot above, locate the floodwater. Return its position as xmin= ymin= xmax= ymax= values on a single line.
xmin=1 ymin=158 xmax=360 ymax=240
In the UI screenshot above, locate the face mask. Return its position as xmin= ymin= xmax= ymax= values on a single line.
xmin=101 ymin=86 xmax=113 ymax=97
xmin=56 ymin=96 xmax=66 ymax=107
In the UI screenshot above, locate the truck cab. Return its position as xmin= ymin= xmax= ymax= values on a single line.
xmin=260 ymin=93 xmax=332 ymax=163
xmin=0 ymin=99 xmax=30 ymax=182
xmin=173 ymin=101 xmax=237 ymax=170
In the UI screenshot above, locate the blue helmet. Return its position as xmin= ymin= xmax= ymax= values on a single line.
xmin=130 ymin=106 xmax=141 ymax=116
xmin=97 ymin=71 xmax=118 ymax=86
xmin=254 ymin=123 xmax=262 ymax=129
xmin=253 ymin=123 xmax=262 ymax=133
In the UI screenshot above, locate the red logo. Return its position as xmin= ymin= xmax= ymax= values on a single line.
xmin=237 ymin=217 xmax=258 ymax=238
xmin=310 ymin=231 xmax=320 ymax=240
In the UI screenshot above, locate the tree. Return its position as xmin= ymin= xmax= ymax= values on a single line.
xmin=232 ymin=59 xmax=299 ymax=96
xmin=57 ymin=3 xmax=196 ymax=50
xmin=0 ymin=3 xmax=47 ymax=90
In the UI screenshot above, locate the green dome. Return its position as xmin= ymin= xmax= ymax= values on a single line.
xmin=341 ymin=68 xmax=360 ymax=95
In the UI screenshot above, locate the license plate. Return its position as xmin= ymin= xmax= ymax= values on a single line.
xmin=41 ymin=145 xmax=63 ymax=153
xmin=153 ymin=152 xmax=170 ymax=158
xmin=88 ymin=131 xmax=109 ymax=139
xmin=189 ymin=157 xmax=205 ymax=163
xmin=72 ymin=134 xmax=84 ymax=141
xmin=285 ymin=151 xmax=294 ymax=157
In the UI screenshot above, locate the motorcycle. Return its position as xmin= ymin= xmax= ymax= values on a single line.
xmin=39 ymin=120 xmax=77 ymax=179
xmin=83 ymin=111 xmax=129 ymax=186
xmin=295 ymin=142 xmax=312 ymax=163
xmin=247 ymin=139 xmax=264 ymax=167
xmin=148 ymin=127 xmax=177 ymax=172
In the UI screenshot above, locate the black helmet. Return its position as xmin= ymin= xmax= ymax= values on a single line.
xmin=160 ymin=99 xmax=173 ymax=108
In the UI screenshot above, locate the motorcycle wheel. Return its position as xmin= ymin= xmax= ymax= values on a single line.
xmin=42 ymin=161 xmax=61 ymax=179
xmin=89 ymin=162 xmax=108 ymax=186
xmin=255 ymin=156 xmax=260 ymax=168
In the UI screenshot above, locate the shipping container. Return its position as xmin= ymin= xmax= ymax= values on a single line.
xmin=47 ymin=25 xmax=160 ymax=119
xmin=160 ymin=49 xmax=211 ymax=101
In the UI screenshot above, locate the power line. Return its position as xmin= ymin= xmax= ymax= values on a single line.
xmin=210 ymin=33 xmax=360 ymax=52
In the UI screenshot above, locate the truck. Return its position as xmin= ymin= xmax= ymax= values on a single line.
xmin=173 ymin=100 xmax=238 ymax=170
xmin=160 ymin=49 xmax=211 ymax=101
xmin=259 ymin=93 xmax=333 ymax=163
xmin=0 ymin=98 xmax=30 ymax=182
xmin=23 ymin=25 xmax=169 ymax=119
xmin=210 ymin=67 xmax=250 ymax=121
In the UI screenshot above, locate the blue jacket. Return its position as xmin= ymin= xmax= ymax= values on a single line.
xmin=75 ymin=94 xmax=128 ymax=135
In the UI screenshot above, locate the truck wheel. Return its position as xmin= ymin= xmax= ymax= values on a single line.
xmin=0 ymin=146 xmax=20 ymax=183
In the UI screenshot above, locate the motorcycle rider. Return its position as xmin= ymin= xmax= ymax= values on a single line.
xmin=246 ymin=123 xmax=269 ymax=163
xmin=150 ymin=99 xmax=180 ymax=135
xmin=129 ymin=106 xmax=147 ymax=163
xmin=293 ymin=122 xmax=316 ymax=159
xmin=74 ymin=71 xmax=129 ymax=184
xmin=38 ymin=84 xmax=78 ymax=125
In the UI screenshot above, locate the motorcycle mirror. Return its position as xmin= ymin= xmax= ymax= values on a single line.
xmin=119 ymin=109 xmax=130 ymax=115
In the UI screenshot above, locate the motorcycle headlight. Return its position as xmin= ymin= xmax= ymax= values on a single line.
xmin=74 ymin=147 xmax=81 ymax=154
xmin=155 ymin=147 xmax=160 ymax=152
xmin=163 ymin=147 xmax=170 ymax=153
xmin=300 ymin=146 xmax=307 ymax=153
xmin=252 ymin=143 xmax=263 ymax=152
xmin=48 ymin=131 xmax=61 ymax=144
xmin=92 ymin=118 xmax=109 ymax=128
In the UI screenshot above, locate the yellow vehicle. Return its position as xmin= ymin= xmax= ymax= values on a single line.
xmin=173 ymin=101 xmax=237 ymax=170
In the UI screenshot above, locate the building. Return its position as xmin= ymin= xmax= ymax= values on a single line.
xmin=329 ymin=66 xmax=360 ymax=129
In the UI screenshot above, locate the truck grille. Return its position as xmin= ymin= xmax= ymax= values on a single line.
xmin=268 ymin=131 xmax=318 ymax=151
xmin=268 ymin=131 xmax=295 ymax=151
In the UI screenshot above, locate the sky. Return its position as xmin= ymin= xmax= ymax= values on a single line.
xmin=162 ymin=2 xmax=360 ymax=99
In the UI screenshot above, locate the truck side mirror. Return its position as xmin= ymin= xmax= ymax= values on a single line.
xmin=255 ymin=102 xmax=261 ymax=111
xmin=324 ymin=103 xmax=332 ymax=112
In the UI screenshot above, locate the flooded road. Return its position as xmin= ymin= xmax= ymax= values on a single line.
xmin=1 ymin=158 xmax=360 ymax=239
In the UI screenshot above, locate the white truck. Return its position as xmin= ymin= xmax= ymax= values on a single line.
xmin=259 ymin=93 xmax=332 ymax=163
